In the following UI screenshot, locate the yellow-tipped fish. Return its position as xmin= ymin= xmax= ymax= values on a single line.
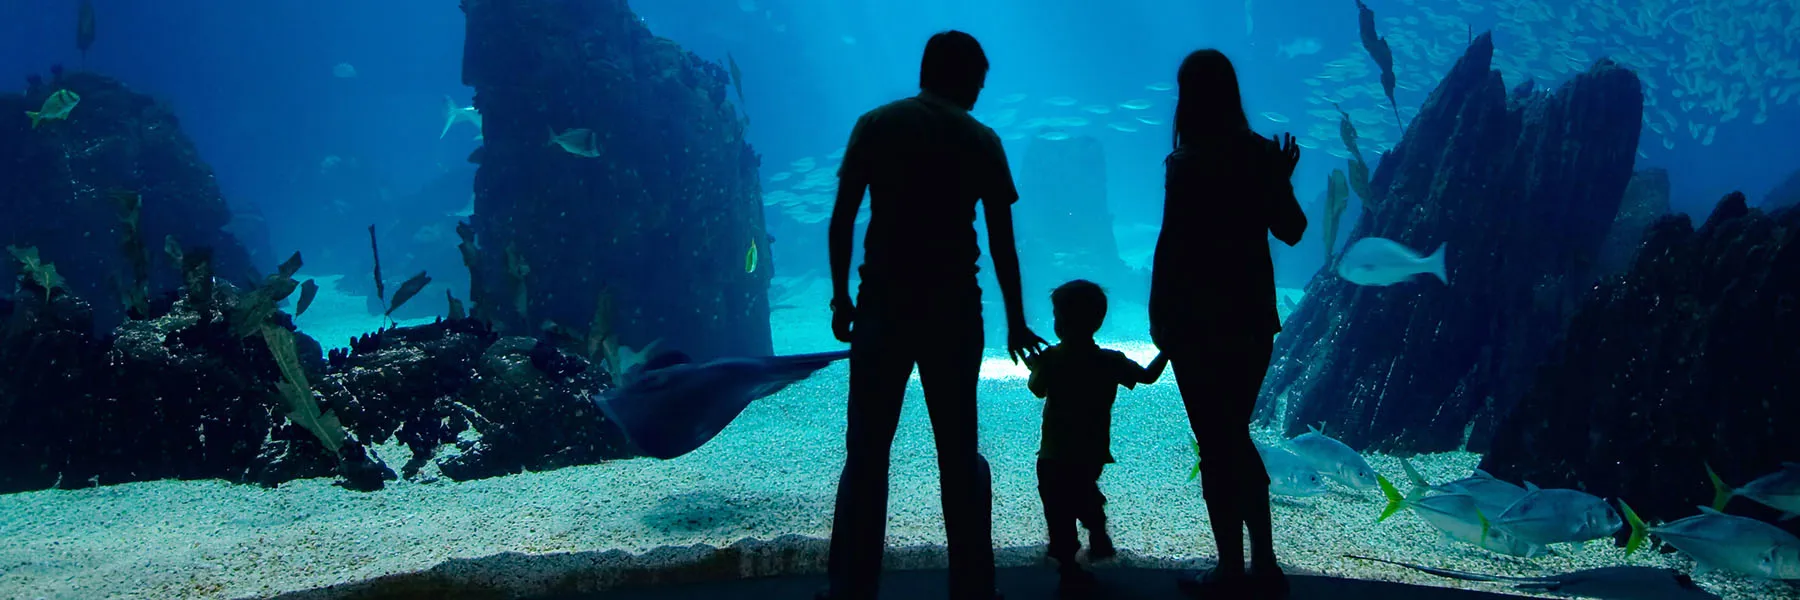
xmin=548 ymin=127 xmax=600 ymax=158
xmin=26 ymin=89 xmax=80 ymax=129
xmin=744 ymin=238 xmax=758 ymax=273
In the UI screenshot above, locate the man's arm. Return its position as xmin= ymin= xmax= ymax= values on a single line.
xmin=983 ymin=200 xmax=1029 ymax=332
xmin=831 ymin=116 xmax=873 ymax=308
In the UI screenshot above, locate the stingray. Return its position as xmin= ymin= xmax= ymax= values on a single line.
xmin=1345 ymin=555 xmax=1722 ymax=600
xmin=594 ymin=349 xmax=849 ymax=459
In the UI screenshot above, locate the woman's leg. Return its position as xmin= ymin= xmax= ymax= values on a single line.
xmin=1226 ymin=337 xmax=1277 ymax=571
xmin=1171 ymin=351 xmax=1247 ymax=576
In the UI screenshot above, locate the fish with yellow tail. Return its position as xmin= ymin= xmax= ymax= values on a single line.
xmin=27 ymin=89 xmax=80 ymax=129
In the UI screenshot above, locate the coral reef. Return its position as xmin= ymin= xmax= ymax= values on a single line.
xmin=461 ymin=0 xmax=772 ymax=360
xmin=1482 ymin=194 xmax=1800 ymax=527
xmin=0 ymin=71 xmax=256 ymax=330
xmin=1594 ymin=168 xmax=1671 ymax=279
xmin=1258 ymin=34 xmax=1643 ymax=453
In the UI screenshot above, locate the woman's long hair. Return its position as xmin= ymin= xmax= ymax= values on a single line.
xmin=1170 ymin=49 xmax=1251 ymax=153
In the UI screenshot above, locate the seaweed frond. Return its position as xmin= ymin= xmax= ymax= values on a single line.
xmin=229 ymin=251 xmax=302 ymax=338
xmin=261 ymin=322 xmax=347 ymax=454
xmin=385 ymin=271 xmax=430 ymax=316
xmin=368 ymin=224 xmax=387 ymax=315
xmin=454 ymin=220 xmax=488 ymax=323
xmin=111 ymin=189 xmax=150 ymax=317
xmin=446 ymin=289 xmax=465 ymax=320
xmin=7 ymin=245 xmax=66 ymax=301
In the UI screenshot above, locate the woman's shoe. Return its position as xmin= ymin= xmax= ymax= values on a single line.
xmin=1175 ymin=566 xmax=1246 ymax=598
xmin=1249 ymin=564 xmax=1291 ymax=599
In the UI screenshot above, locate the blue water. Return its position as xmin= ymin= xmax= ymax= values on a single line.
xmin=5 ymin=0 xmax=1792 ymax=280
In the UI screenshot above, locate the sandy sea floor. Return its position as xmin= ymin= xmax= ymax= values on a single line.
xmin=0 ymin=280 xmax=1793 ymax=600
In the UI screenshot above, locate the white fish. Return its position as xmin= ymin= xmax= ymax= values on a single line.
xmin=1337 ymin=238 xmax=1447 ymax=286
xmin=769 ymin=172 xmax=792 ymax=182
xmin=1400 ymin=458 xmax=1528 ymax=516
xmin=1496 ymin=487 xmax=1623 ymax=546
xmin=1119 ymin=99 xmax=1153 ymax=111
xmin=790 ymin=157 xmax=816 ymax=172
xmin=1044 ymin=96 xmax=1078 ymax=107
xmin=1261 ymin=111 xmax=1290 ymax=123
xmin=548 ymin=127 xmax=600 ymax=157
xmin=1135 ymin=116 xmax=1163 ymax=125
xmin=1287 ymin=425 xmax=1378 ymax=491
xmin=1257 ymin=442 xmax=1329 ymax=498
xmin=1651 ymin=507 xmax=1800 ymax=578
xmin=1107 ymin=123 xmax=1139 ymax=133
xmin=1080 ymin=104 xmax=1112 ymax=115
xmin=1380 ymin=480 xmax=1549 ymax=558
xmin=442 ymin=97 xmax=483 ymax=140
xmin=1146 ymin=82 xmax=1175 ymax=92
xmin=333 ymin=63 xmax=357 ymax=78
xmin=1714 ymin=463 xmax=1800 ymax=518
xmin=994 ymin=93 xmax=1028 ymax=104
xmin=1278 ymin=37 xmax=1323 ymax=58
xmin=1037 ymin=131 xmax=1071 ymax=141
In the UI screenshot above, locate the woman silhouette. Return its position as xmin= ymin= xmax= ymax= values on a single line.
xmin=1149 ymin=49 xmax=1305 ymax=598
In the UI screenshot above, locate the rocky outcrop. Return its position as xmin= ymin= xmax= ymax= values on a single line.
xmin=460 ymin=0 xmax=772 ymax=361
xmin=1257 ymin=34 xmax=1644 ymax=453
xmin=1481 ymin=194 xmax=1800 ymax=525
xmin=0 ymin=266 xmax=633 ymax=493
xmin=1015 ymin=134 xmax=1145 ymax=302
xmin=1594 ymin=168 xmax=1670 ymax=279
xmin=0 ymin=71 xmax=256 ymax=330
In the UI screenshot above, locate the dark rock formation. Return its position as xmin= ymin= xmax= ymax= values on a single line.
xmin=1257 ymin=34 xmax=1644 ymax=453
xmin=1766 ymin=166 xmax=1800 ymax=210
xmin=1015 ymin=134 xmax=1146 ymax=303
xmin=0 ymin=267 xmax=634 ymax=493
xmin=0 ymin=71 xmax=256 ymax=330
xmin=1482 ymin=194 xmax=1800 ymax=526
xmin=461 ymin=0 xmax=772 ymax=361
xmin=1594 ymin=168 xmax=1670 ymax=278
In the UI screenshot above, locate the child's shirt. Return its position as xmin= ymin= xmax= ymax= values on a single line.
xmin=1027 ymin=341 xmax=1158 ymax=464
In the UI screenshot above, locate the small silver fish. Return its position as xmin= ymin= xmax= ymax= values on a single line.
xmin=549 ymin=127 xmax=600 ymax=158
xmin=1287 ymin=425 xmax=1378 ymax=491
xmin=1712 ymin=463 xmax=1800 ymax=519
xmin=1257 ymin=442 xmax=1329 ymax=498
xmin=1651 ymin=507 xmax=1800 ymax=578
xmin=1379 ymin=477 xmax=1548 ymax=557
xmin=1496 ymin=486 xmax=1623 ymax=546
xmin=1337 ymin=238 xmax=1447 ymax=286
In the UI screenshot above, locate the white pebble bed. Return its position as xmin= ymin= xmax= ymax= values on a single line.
xmin=0 ymin=283 xmax=1792 ymax=600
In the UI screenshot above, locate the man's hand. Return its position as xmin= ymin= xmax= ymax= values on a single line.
xmin=1007 ymin=324 xmax=1047 ymax=364
xmin=830 ymin=297 xmax=855 ymax=343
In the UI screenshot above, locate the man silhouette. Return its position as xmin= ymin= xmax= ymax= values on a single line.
xmin=821 ymin=30 xmax=1046 ymax=600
